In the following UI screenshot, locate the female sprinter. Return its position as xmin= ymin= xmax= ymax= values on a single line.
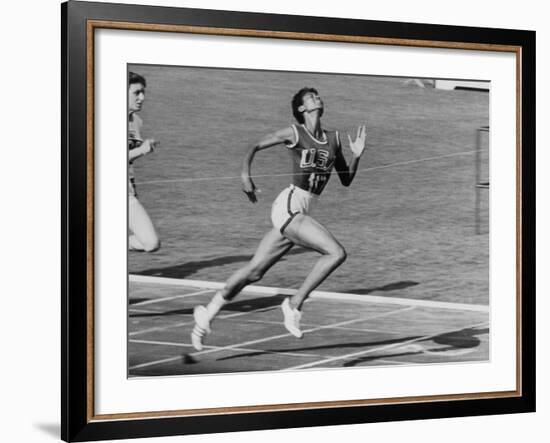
xmin=191 ymin=87 xmax=367 ymax=350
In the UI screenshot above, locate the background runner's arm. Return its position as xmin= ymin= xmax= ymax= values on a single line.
xmin=241 ymin=126 xmax=296 ymax=203
xmin=129 ymin=138 xmax=158 ymax=161
xmin=335 ymin=125 xmax=367 ymax=186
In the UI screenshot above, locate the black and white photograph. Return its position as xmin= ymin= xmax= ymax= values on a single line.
xmin=127 ymin=64 xmax=490 ymax=377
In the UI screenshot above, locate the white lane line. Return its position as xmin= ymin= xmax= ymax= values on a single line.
xmin=129 ymin=308 xmax=165 ymax=314
xmin=129 ymin=356 xmax=181 ymax=371
xmin=129 ymin=307 xmax=277 ymax=337
xmin=312 ymin=292 xmax=487 ymax=312
xmin=240 ymin=318 xmax=411 ymax=335
xmin=129 ymin=321 xmax=194 ymax=337
xmin=136 ymin=150 xmax=479 ymax=185
xmin=375 ymin=359 xmax=416 ymax=366
xmin=130 ymin=275 xmax=489 ymax=313
xmin=128 ymin=350 xmax=413 ymax=371
xmin=283 ymin=321 xmax=489 ymax=371
xmin=130 ymin=289 xmax=213 ymax=307
xmin=129 ymin=339 xmax=335 ymax=361
xmin=128 ymin=307 xmax=414 ymax=370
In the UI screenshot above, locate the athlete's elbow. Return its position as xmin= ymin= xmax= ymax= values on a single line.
xmin=243 ymin=144 xmax=259 ymax=162
xmin=339 ymin=172 xmax=353 ymax=187
xmin=248 ymin=144 xmax=261 ymax=155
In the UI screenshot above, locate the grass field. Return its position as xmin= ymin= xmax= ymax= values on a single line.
xmin=128 ymin=64 xmax=489 ymax=376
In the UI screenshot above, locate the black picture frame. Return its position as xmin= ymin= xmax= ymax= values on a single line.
xmin=62 ymin=1 xmax=536 ymax=441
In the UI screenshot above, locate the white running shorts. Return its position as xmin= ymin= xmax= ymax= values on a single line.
xmin=271 ymin=185 xmax=318 ymax=234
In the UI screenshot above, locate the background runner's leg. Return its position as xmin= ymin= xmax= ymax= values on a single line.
xmin=129 ymin=195 xmax=160 ymax=252
xmin=129 ymin=235 xmax=146 ymax=251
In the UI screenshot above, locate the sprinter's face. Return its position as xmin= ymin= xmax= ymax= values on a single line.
xmin=129 ymin=83 xmax=145 ymax=112
xmin=300 ymin=91 xmax=324 ymax=112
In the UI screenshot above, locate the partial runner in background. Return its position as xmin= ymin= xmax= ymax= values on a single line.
xmin=128 ymin=72 xmax=161 ymax=252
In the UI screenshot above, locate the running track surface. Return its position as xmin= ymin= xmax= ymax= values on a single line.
xmin=128 ymin=276 xmax=489 ymax=377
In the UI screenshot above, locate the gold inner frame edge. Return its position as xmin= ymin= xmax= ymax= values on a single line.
xmin=85 ymin=19 xmax=523 ymax=422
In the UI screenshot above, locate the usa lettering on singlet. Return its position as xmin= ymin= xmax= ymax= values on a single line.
xmin=285 ymin=124 xmax=340 ymax=195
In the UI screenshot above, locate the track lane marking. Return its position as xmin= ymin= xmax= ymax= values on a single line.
xmin=129 ymin=307 xmax=278 ymax=337
xmin=283 ymin=321 xmax=489 ymax=371
xmin=129 ymin=339 xmax=337 ymax=361
xmin=129 ymin=308 xmax=165 ymax=314
xmin=128 ymin=307 xmax=414 ymax=371
xmin=130 ymin=275 xmax=489 ymax=313
xmin=130 ymin=289 xmax=213 ymax=307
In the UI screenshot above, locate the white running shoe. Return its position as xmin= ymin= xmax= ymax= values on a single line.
xmin=191 ymin=305 xmax=211 ymax=351
xmin=281 ymin=298 xmax=303 ymax=338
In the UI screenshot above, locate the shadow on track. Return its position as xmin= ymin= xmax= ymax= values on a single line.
xmin=342 ymin=280 xmax=419 ymax=295
xmin=343 ymin=326 xmax=488 ymax=367
xmin=216 ymin=335 xmax=422 ymax=361
xmin=133 ymin=248 xmax=311 ymax=279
